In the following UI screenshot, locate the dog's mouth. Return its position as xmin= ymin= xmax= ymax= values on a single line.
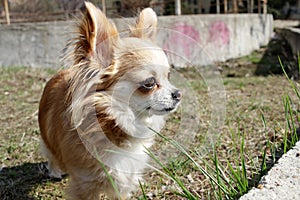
xmin=146 ymin=106 xmax=177 ymax=114
xmin=163 ymin=107 xmax=176 ymax=112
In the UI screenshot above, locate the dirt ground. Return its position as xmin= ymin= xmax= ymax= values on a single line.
xmin=0 ymin=43 xmax=299 ymax=199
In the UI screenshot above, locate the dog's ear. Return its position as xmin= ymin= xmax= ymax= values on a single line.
xmin=131 ymin=8 xmax=157 ymax=41
xmin=75 ymin=2 xmax=118 ymax=66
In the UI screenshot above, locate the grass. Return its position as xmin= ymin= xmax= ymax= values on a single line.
xmin=280 ymin=56 xmax=300 ymax=153
xmin=139 ymin=57 xmax=300 ymax=200
xmin=0 ymin=57 xmax=299 ymax=199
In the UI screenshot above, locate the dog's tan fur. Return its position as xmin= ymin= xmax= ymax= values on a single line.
xmin=39 ymin=2 xmax=180 ymax=199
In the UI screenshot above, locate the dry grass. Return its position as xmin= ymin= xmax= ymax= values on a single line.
xmin=0 ymin=58 xmax=297 ymax=199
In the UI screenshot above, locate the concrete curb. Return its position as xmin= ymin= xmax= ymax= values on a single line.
xmin=240 ymin=141 xmax=300 ymax=200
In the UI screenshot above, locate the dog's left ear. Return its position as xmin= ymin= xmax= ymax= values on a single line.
xmin=75 ymin=2 xmax=119 ymax=67
xmin=131 ymin=8 xmax=157 ymax=41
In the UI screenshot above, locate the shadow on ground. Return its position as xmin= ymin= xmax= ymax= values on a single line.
xmin=255 ymin=32 xmax=297 ymax=78
xmin=219 ymin=32 xmax=298 ymax=79
xmin=0 ymin=162 xmax=63 ymax=200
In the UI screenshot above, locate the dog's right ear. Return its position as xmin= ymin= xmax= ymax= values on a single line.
xmin=131 ymin=8 xmax=157 ymax=41
xmin=74 ymin=2 xmax=119 ymax=67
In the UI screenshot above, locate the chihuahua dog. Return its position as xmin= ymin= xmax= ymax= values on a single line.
xmin=38 ymin=2 xmax=181 ymax=199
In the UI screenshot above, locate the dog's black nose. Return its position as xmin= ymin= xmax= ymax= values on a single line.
xmin=171 ymin=90 xmax=181 ymax=101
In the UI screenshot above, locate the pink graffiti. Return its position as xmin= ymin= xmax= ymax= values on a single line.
xmin=163 ymin=24 xmax=201 ymax=58
xmin=208 ymin=21 xmax=230 ymax=45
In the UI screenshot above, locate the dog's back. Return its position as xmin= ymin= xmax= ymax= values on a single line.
xmin=39 ymin=69 xmax=119 ymax=199
xmin=39 ymin=69 xmax=70 ymax=175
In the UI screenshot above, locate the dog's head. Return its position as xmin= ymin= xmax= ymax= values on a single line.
xmin=73 ymin=2 xmax=181 ymax=118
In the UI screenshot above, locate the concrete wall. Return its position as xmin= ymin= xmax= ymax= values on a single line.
xmin=0 ymin=14 xmax=273 ymax=68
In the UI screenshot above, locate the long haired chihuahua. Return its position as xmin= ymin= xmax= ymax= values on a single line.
xmin=38 ymin=2 xmax=181 ymax=199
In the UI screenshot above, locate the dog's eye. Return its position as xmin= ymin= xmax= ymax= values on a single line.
xmin=138 ymin=77 xmax=157 ymax=93
xmin=144 ymin=77 xmax=156 ymax=88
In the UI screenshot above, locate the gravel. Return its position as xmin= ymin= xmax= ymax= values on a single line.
xmin=240 ymin=141 xmax=300 ymax=200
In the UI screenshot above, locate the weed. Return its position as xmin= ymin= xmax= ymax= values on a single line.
xmin=139 ymin=56 xmax=300 ymax=199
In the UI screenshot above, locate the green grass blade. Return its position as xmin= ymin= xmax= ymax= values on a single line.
xmin=213 ymin=151 xmax=223 ymax=199
xmin=138 ymin=179 xmax=147 ymax=200
xmin=260 ymin=146 xmax=267 ymax=178
xmin=227 ymin=162 xmax=246 ymax=193
xmin=261 ymin=114 xmax=267 ymax=131
xmin=279 ymin=56 xmax=300 ymax=99
xmin=94 ymin=152 xmax=120 ymax=197
xmin=241 ymin=133 xmax=248 ymax=189
xmin=145 ymin=146 xmax=197 ymax=199
xmin=150 ymin=128 xmax=235 ymax=196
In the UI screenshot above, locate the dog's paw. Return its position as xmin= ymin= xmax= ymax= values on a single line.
xmin=48 ymin=169 xmax=64 ymax=179
xmin=38 ymin=162 xmax=49 ymax=175
xmin=38 ymin=162 xmax=65 ymax=179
